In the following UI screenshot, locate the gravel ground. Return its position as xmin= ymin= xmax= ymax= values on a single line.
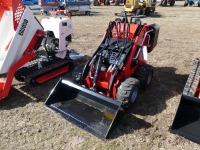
xmin=1 ymin=1 xmax=200 ymax=149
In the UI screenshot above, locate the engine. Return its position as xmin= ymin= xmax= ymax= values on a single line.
xmin=41 ymin=16 xmax=73 ymax=58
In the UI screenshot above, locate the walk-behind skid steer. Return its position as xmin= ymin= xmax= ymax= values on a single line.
xmin=0 ymin=0 xmax=82 ymax=100
xmin=170 ymin=59 xmax=200 ymax=144
xmin=45 ymin=14 xmax=160 ymax=139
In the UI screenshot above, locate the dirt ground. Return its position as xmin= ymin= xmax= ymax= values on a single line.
xmin=1 ymin=1 xmax=200 ymax=149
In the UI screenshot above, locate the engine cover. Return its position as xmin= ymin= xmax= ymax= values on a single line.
xmin=41 ymin=17 xmax=73 ymax=52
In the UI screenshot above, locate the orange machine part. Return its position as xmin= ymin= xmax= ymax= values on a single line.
xmin=0 ymin=29 xmax=45 ymax=100
xmin=195 ymin=81 xmax=200 ymax=98
xmin=35 ymin=66 xmax=69 ymax=84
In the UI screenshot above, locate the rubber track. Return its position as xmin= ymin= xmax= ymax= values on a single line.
xmin=15 ymin=57 xmax=72 ymax=84
xmin=183 ymin=59 xmax=200 ymax=97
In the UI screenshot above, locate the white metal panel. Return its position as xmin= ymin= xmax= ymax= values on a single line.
xmin=0 ymin=7 xmax=43 ymax=74
xmin=59 ymin=18 xmax=72 ymax=51
xmin=0 ymin=11 xmax=15 ymax=72
xmin=41 ymin=17 xmax=72 ymax=51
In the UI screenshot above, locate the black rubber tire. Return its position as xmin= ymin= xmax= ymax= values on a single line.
xmin=14 ymin=75 xmax=25 ymax=82
xmin=170 ymin=0 xmax=175 ymax=6
xmin=117 ymin=77 xmax=140 ymax=108
xmin=145 ymin=8 xmax=152 ymax=16
xmin=161 ymin=0 xmax=167 ymax=6
xmin=85 ymin=11 xmax=90 ymax=15
xmin=136 ymin=9 xmax=142 ymax=16
xmin=69 ymin=12 xmax=72 ymax=16
xmin=104 ymin=0 xmax=110 ymax=5
xmin=135 ymin=64 xmax=153 ymax=88
xmin=93 ymin=0 xmax=100 ymax=6
xmin=184 ymin=3 xmax=188 ymax=6
xmin=72 ymin=64 xmax=85 ymax=84
xmin=198 ymin=1 xmax=200 ymax=7
xmin=114 ymin=0 xmax=120 ymax=6
xmin=189 ymin=1 xmax=194 ymax=5
xmin=30 ymin=78 xmax=38 ymax=86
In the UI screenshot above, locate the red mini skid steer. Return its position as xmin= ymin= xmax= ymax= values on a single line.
xmin=45 ymin=15 xmax=160 ymax=139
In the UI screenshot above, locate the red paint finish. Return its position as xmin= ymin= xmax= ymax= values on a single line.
xmin=0 ymin=0 xmax=26 ymax=30
xmin=0 ymin=29 xmax=45 ymax=100
xmin=195 ymin=81 xmax=200 ymax=98
xmin=83 ymin=21 xmax=156 ymax=100
xmin=35 ymin=66 xmax=69 ymax=84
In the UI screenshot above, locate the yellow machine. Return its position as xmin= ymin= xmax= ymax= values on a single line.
xmin=124 ymin=0 xmax=156 ymax=16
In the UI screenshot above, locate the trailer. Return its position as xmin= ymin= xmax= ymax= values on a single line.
xmin=65 ymin=1 xmax=91 ymax=15
xmin=22 ymin=0 xmax=38 ymax=5
xmin=39 ymin=0 xmax=91 ymax=16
